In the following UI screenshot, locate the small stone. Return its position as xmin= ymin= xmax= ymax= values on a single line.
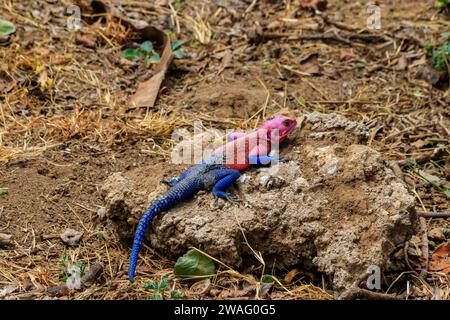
xmin=428 ymin=228 xmax=446 ymax=241
xmin=60 ymin=228 xmax=83 ymax=246
xmin=325 ymin=163 xmax=338 ymax=175
xmin=97 ymin=207 xmax=106 ymax=221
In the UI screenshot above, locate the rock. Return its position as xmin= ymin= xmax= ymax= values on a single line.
xmin=102 ymin=112 xmax=418 ymax=294
xmin=428 ymin=228 xmax=446 ymax=241
xmin=60 ymin=228 xmax=83 ymax=246
xmin=97 ymin=207 xmax=106 ymax=221
xmin=418 ymin=170 xmax=444 ymax=187
xmin=0 ymin=233 xmax=13 ymax=247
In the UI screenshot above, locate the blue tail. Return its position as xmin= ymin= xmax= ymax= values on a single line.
xmin=128 ymin=179 xmax=202 ymax=282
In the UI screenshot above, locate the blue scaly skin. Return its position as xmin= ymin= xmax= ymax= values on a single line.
xmin=128 ymin=163 xmax=240 ymax=282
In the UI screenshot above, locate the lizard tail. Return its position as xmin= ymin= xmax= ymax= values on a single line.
xmin=128 ymin=198 xmax=169 ymax=282
xmin=128 ymin=181 xmax=202 ymax=282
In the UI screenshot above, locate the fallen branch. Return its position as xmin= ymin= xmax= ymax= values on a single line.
xmin=419 ymin=217 xmax=429 ymax=279
xmin=339 ymin=287 xmax=404 ymax=300
xmin=264 ymin=32 xmax=353 ymax=46
xmin=417 ymin=211 xmax=450 ymax=218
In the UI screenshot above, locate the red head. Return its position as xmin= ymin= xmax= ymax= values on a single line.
xmin=259 ymin=115 xmax=297 ymax=142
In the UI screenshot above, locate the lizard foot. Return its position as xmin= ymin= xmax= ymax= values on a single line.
xmin=162 ymin=177 xmax=178 ymax=187
xmin=224 ymin=193 xmax=242 ymax=205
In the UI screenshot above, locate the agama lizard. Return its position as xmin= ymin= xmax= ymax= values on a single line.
xmin=128 ymin=115 xmax=297 ymax=282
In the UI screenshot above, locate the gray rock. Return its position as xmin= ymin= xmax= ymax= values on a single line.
xmin=102 ymin=112 xmax=418 ymax=294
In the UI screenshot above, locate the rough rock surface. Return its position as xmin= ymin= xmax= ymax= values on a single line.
xmin=102 ymin=112 xmax=419 ymax=293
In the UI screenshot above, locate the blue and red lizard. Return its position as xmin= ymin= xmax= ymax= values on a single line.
xmin=128 ymin=115 xmax=297 ymax=282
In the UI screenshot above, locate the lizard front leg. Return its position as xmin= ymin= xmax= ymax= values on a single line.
xmin=247 ymin=145 xmax=287 ymax=166
xmin=208 ymin=168 xmax=241 ymax=203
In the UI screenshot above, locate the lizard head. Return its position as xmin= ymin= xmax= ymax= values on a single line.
xmin=260 ymin=115 xmax=297 ymax=141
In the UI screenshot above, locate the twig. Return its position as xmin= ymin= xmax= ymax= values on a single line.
xmin=339 ymin=287 xmax=404 ymax=300
xmin=265 ymin=32 xmax=353 ymax=46
xmin=417 ymin=211 xmax=450 ymax=218
xmin=403 ymin=241 xmax=416 ymax=273
xmin=245 ymin=0 xmax=258 ymax=13
xmin=419 ymin=217 xmax=429 ymax=279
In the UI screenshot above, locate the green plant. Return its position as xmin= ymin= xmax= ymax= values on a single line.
xmin=122 ymin=41 xmax=161 ymax=64
xmin=0 ymin=188 xmax=8 ymax=197
xmin=142 ymin=276 xmax=188 ymax=300
xmin=434 ymin=0 xmax=449 ymax=10
xmin=121 ymin=39 xmax=185 ymax=65
xmin=143 ymin=276 xmax=169 ymax=300
xmin=173 ymin=249 xmax=215 ymax=279
xmin=171 ymin=39 xmax=185 ymax=59
xmin=0 ymin=18 xmax=15 ymax=36
xmin=424 ymin=32 xmax=450 ymax=72
xmin=95 ymin=230 xmax=106 ymax=242
xmin=59 ymin=254 xmax=85 ymax=283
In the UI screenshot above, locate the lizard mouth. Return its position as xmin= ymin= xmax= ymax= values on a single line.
xmin=279 ymin=120 xmax=297 ymax=140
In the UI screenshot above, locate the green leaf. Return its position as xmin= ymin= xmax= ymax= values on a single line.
xmin=143 ymin=281 xmax=159 ymax=290
xmin=443 ymin=187 xmax=450 ymax=198
xmin=261 ymin=275 xmax=276 ymax=283
xmin=147 ymin=54 xmax=161 ymax=64
xmin=121 ymin=48 xmax=141 ymax=60
xmin=173 ymin=49 xmax=185 ymax=59
xmin=0 ymin=188 xmax=8 ymax=197
xmin=171 ymin=39 xmax=185 ymax=50
xmin=96 ymin=231 xmax=106 ymax=242
xmin=170 ymin=290 xmax=187 ymax=299
xmin=143 ymin=276 xmax=169 ymax=292
xmin=0 ymin=19 xmax=15 ymax=36
xmin=159 ymin=276 xmax=169 ymax=290
xmin=406 ymin=158 xmax=416 ymax=167
xmin=173 ymin=249 xmax=215 ymax=279
xmin=261 ymin=59 xmax=271 ymax=68
xmin=151 ymin=292 xmax=164 ymax=300
xmin=440 ymin=32 xmax=450 ymax=40
xmin=140 ymin=41 xmax=153 ymax=54
xmin=423 ymin=40 xmax=433 ymax=52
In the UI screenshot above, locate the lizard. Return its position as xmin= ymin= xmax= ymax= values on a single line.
xmin=128 ymin=115 xmax=297 ymax=282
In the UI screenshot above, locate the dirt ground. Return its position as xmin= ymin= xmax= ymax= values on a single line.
xmin=0 ymin=0 xmax=449 ymax=299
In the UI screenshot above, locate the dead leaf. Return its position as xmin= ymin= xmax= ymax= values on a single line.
xmin=409 ymin=55 xmax=427 ymax=69
xmin=412 ymin=139 xmax=426 ymax=149
xmin=37 ymin=68 xmax=48 ymax=91
xmin=340 ymin=48 xmax=357 ymax=61
xmin=416 ymin=64 xmax=443 ymax=86
xmin=89 ymin=1 xmax=172 ymax=108
xmin=0 ymin=70 xmax=16 ymax=94
xmin=187 ymin=279 xmax=211 ymax=296
xmin=301 ymin=60 xmax=320 ymax=75
xmin=50 ymin=54 xmax=72 ymax=65
xmin=218 ymin=285 xmax=256 ymax=299
xmin=429 ymin=242 xmax=450 ymax=274
xmin=127 ymin=26 xmax=173 ymax=108
xmin=81 ymin=263 xmax=104 ymax=287
xmin=299 ymin=0 xmax=328 ymax=11
xmin=418 ymin=170 xmax=444 ymax=187
xmin=267 ymin=20 xmax=282 ymax=30
xmin=393 ymin=54 xmax=408 ymax=71
xmin=47 ymin=284 xmax=70 ymax=297
xmin=284 ymin=268 xmax=301 ymax=284
xmin=75 ymin=33 xmax=96 ymax=49
xmin=428 ymin=228 xmax=446 ymax=241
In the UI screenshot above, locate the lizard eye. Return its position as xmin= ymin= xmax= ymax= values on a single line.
xmin=283 ymin=119 xmax=290 ymax=127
